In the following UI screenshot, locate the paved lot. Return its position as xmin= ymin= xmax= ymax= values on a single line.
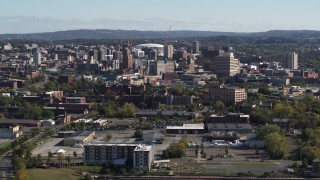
xmin=32 ymin=138 xmax=83 ymax=157
xmin=169 ymin=158 xmax=298 ymax=174
xmin=95 ymin=129 xmax=175 ymax=155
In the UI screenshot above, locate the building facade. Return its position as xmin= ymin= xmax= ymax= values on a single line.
xmin=208 ymin=113 xmax=250 ymax=124
xmin=286 ymin=52 xmax=298 ymax=69
xmin=214 ymin=52 xmax=239 ymax=77
xmin=210 ymin=86 xmax=247 ymax=104
xmin=193 ymin=41 xmax=200 ymax=54
xmin=0 ymin=125 xmax=22 ymax=139
xmin=122 ymin=48 xmax=133 ymax=69
xmin=83 ymin=142 xmax=154 ymax=170
xmin=133 ymin=145 xmax=154 ymax=170
xmin=164 ymin=45 xmax=173 ymax=59
xmin=32 ymin=47 xmax=42 ymax=66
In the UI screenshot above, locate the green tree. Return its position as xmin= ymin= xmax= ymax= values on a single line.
xmin=73 ymin=151 xmax=78 ymax=158
xmin=249 ymin=106 xmax=272 ymax=124
xmin=36 ymin=154 xmax=42 ymax=164
xmin=105 ymin=134 xmax=112 ymax=141
xmin=41 ymin=110 xmax=55 ymax=119
xmin=257 ymin=124 xmax=282 ymax=139
xmin=162 ymin=137 xmax=188 ymax=158
xmin=170 ymin=86 xmax=184 ymax=95
xmin=265 ymin=132 xmax=286 ymax=159
xmin=225 ymin=145 xmax=229 ymax=155
xmin=65 ymin=155 xmax=71 ymax=164
xmin=0 ymin=112 xmax=4 ymax=119
xmin=133 ymin=129 xmax=143 ymax=139
xmin=214 ymin=101 xmax=225 ymax=114
xmin=272 ymin=103 xmax=294 ymax=118
xmin=48 ymin=151 xmax=53 ymax=158
xmin=46 ymin=156 xmax=52 ymax=166
xmin=105 ymin=101 xmax=116 ymax=117
xmin=57 ymin=153 xmax=65 ymax=164
xmin=141 ymin=122 xmax=152 ymax=130
xmin=122 ymin=103 xmax=137 ymax=118
xmin=158 ymin=104 xmax=167 ymax=110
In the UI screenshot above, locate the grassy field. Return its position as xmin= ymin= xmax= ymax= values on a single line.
xmin=0 ymin=141 xmax=11 ymax=149
xmin=26 ymin=168 xmax=84 ymax=180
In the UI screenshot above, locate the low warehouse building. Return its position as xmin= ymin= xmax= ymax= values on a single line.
xmin=0 ymin=125 xmax=22 ymax=139
xmin=166 ymin=123 xmax=205 ymax=134
xmin=207 ymin=123 xmax=253 ymax=134
xmin=63 ymin=131 xmax=95 ymax=146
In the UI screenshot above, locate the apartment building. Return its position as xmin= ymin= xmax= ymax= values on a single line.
xmin=84 ymin=142 xmax=154 ymax=170
xmin=210 ymin=86 xmax=247 ymax=104
xmin=133 ymin=144 xmax=154 ymax=170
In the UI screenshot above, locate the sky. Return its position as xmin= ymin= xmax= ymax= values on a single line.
xmin=1 ymin=0 xmax=320 ymax=34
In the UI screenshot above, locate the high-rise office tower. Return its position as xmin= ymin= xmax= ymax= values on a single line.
xmin=148 ymin=49 xmax=157 ymax=60
xmin=113 ymin=51 xmax=122 ymax=61
xmin=164 ymin=45 xmax=173 ymax=59
xmin=214 ymin=52 xmax=239 ymax=77
xmin=32 ymin=47 xmax=42 ymax=66
xmin=286 ymin=52 xmax=298 ymax=69
xmin=122 ymin=47 xmax=133 ymax=69
xmin=193 ymin=41 xmax=200 ymax=54
xmin=98 ymin=48 xmax=106 ymax=61
xmin=89 ymin=49 xmax=99 ymax=61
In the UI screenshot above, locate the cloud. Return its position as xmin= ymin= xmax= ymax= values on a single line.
xmin=0 ymin=16 xmax=319 ymax=34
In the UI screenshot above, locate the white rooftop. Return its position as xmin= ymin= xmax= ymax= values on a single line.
xmin=134 ymin=144 xmax=152 ymax=151
xmin=135 ymin=43 xmax=164 ymax=48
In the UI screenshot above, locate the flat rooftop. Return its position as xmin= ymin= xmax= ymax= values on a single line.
xmin=166 ymin=123 xmax=204 ymax=130
xmin=134 ymin=144 xmax=152 ymax=151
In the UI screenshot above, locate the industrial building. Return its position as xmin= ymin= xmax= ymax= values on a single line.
xmin=0 ymin=125 xmax=22 ymax=139
xmin=63 ymin=131 xmax=95 ymax=146
xmin=208 ymin=113 xmax=250 ymax=124
xmin=166 ymin=123 xmax=205 ymax=134
xmin=0 ymin=119 xmax=41 ymax=127
xmin=207 ymin=123 xmax=253 ymax=133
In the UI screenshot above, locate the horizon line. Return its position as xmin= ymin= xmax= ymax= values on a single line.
xmin=0 ymin=28 xmax=319 ymax=36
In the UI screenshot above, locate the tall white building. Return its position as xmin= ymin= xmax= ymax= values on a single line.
xmin=286 ymin=52 xmax=298 ymax=69
xmin=32 ymin=48 xmax=42 ymax=66
xmin=133 ymin=144 xmax=154 ymax=170
xmin=164 ymin=45 xmax=173 ymax=59
xmin=214 ymin=52 xmax=239 ymax=77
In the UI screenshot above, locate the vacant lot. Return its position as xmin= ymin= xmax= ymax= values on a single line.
xmin=27 ymin=168 xmax=84 ymax=180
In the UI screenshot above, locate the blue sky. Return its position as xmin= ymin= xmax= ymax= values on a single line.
xmin=1 ymin=0 xmax=320 ymax=34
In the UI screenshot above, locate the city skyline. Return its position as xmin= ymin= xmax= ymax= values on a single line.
xmin=1 ymin=0 xmax=320 ymax=34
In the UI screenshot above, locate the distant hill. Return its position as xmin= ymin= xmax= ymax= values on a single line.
xmin=0 ymin=29 xmax=320 ymax=41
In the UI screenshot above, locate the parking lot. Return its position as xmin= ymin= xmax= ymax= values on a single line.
xmin=32 ymin=138 xmax=83 ymax=157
